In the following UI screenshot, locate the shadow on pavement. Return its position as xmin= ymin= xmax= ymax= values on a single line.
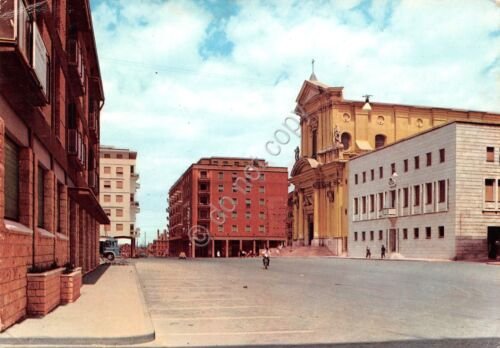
xmin=83 ymin=263 xmax=110 ymax=285
xmin=140 ymin=337 xmax=500 ymax=348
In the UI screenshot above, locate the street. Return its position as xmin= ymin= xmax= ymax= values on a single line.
xmin=134 ymin=258 xmax=500 ymax=347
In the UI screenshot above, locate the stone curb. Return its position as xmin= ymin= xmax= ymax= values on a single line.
xmin=0 ymin=265 xmax=156 ymax=346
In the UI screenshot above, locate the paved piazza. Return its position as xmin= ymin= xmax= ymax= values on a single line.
xmin=135 ymin=258 xmax=500 ymax=347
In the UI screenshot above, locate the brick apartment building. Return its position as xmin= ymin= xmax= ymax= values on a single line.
xmin=168 ymin=157 xmax=288 ymax=258
xmin=99 ymin=146 xmax=140 ymax=256
xmin=151 ymin=229 xmax=168 ymax=257
xmin=0 ymin=0 xmax=108 ymax=330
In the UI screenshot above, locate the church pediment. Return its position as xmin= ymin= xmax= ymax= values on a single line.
xmin=295 ymin=80 xmax=344 ymax=111
xmin=291 ymin=157 xmax=321 ymax=177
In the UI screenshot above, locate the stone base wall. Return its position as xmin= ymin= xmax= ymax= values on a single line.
xmin=455 ymin=237 xmax=487 ymax=260
xmin=60 ymin=269 xmax=82 ymax=304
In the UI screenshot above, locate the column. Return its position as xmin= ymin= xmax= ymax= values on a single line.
xmin=313 ymin=188 xmax=320 ymax=243
xmin=253 ymin=240 xmax=256 ymax=255
xmin=239 ymin=240 xmax=243 ymax=254
xmin=292 ymin=199 xmax=298 ymax=241
xmin=192 ymin=241 xmax=196 ymax=258
xmin=298 ymin=190 xmax=304 ymax=242
xmin=225 ymin=240 xmax=229 ymax=258
xmin=211 ymin=239 xmax=215 ymax=258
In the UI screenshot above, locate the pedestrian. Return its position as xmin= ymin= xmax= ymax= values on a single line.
xmin=216 ymin=250 xmax=221 ymax=258
xmin=381 ymin=245 xmax=386 ymax=259
xmin=366 ymin=246 xmax=371 ymax=259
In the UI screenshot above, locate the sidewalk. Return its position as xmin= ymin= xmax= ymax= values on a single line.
xmin=0 ymin=263 xmax=155 ymax=346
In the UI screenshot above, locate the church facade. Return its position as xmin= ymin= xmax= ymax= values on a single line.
xmin=290 ymin=76 xmax=500 ymax=255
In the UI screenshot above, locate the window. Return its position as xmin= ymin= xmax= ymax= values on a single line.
xmin=37 ymin=166 xmax=45 ymax=228
xmin=486 ymin=147 xmax=494 ymax=162
xmin=375 ymin=134 xmax=386 ymax=149
xmin=355 ymin=174 xmax=358 ymax=185
xmin=439 ymin=226 xmax=444 ymax=238
xmin=259 ymin=174 xmax=265 ymax=181
xmin=403 ymin=188 xmax=409 ymax=208
xmin=232 ymin=225 xmax=237 ymax=232
xmin=414 ymin=185 xmax=420 ymax=206
xmin=414 ymin=156 xmax=420 ymax=170
xmin=378 ymin=193 xmax=383 ymax=211
xmin=370 ymin=195 xmax=374 ymax=212
xmin=4 ymin=138 xmax=19 ymax=220
xmin=426 ymin=183 xmax=433 ymax=204
xmin=218 ymin=172 xmax=224 ymax=180
xmin=485 ymin=179 xmax=495 ymax=202
xmin=218 ymin=225 xmax=223 ymax=232
xmin=259 ymin=212 xmax=265 ymax=219
xmin=218 ymin=184 xmax=224 ymax=192
xmin=362 ymin=196 xmax=366 ymax=214
xmin=354 ymin=198 xmax=359 ymax=214
xmin=390 ymin=190 xmax=396 ymax=208
xmin=245 ymin=212 xmax=251 ymax=219
xmin=341 ymin=132 xmax=351 ymax=150
xmin=378 ymin=230 xmax=383 ymax=240
xmin=403 ymin=228 xmax=408 ymax=239
xmin=354 ymin=232 xmax=358 ymax=241
xmin=439 ymin=149 xmax=445 ymax=163
xmin=370 ymin=169 xmax=374 ymax=181
xmin=391 ymin=163 xmax=396 ymax=175
xmin=404 ymin=159 xmax=408 ymax=172
xmin=232 ymin=211 xmax=237 ymax=219
xmin=259 ymin=199 xmax=265 ymax=206
xmin=116 ymin=154 xmax=123 ymax=159
xmin=379 ymin=166 xmax=383 ymax=179
xmin=362 ymin=231 xmax=366 ymax=241
xmin=438 ymin=180 xmax=446 ymax=203
xmin=426 ymin=227 xmax=431 ymax=239
xmin=104 ymin=209 xmax=111 ymax=217
xmin=362 ymin=172 xmax=366 ymax=183
xmin=370 ymin=231 xmax=374 ymax=241
xmin=259 ymin=225 xmax=265 ymax=233
xmin=104 ymin=166 xmax=111 ymax=174
xmin=116 ymin=195 xmax=123 ymax=203
xmin=200 ymin=171 xmax=207 ymax=178
xmin=426 ymin=152 xmax=432 ymax=167
xmin=104 ymin=194 xmax=111 ymax=202
xmin=104 ymin=154 xmax=110 ymax=158
xmin=245 ymin=225 xmax=251 ymax=233
xmin=259 ymin=186 xmax=265 ymax=193
xmin=245 ymin=185 xmax=251 ymax=193
xmin=116 ymin=167 xmax=124 ymax=175
xmin=117 ymin=224 xmax=123 ymax=231
xmin=104 ymin=180 xmax=111 ymax=189
xmin=116 ymin=181 xmax=123 ymax=189
xmin=116 ymin=209 xmax=123 ymax=217
xmin=414 ymin=228 xmax=419 ymax=239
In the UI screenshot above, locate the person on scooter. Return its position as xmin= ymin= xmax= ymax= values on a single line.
xmin=262 ymin=247 xmax=271 ymax=269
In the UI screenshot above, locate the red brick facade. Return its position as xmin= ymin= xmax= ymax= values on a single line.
xmin=0 ymin=0 xmax=108 ymax=331
xmin=168 ymin=157 xmax=288 ymax=258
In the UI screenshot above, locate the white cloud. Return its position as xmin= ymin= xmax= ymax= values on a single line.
xmin=91 ymin=0 xmax=499 ymax=242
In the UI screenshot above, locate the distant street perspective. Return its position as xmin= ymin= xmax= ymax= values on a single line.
xmin=136 ymin=258 xmax=500 ymax=347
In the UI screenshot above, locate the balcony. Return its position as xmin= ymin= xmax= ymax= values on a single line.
xmin=383 ymin=208 xmax=397 ymax=217
xmin=131 ymin=201 xmax=140 ymax=213
xmin=0 ymin=0 xmax=49 ymax=106
xmin=67 ymin=39 xmax=86 ymax=95
xmin=67 ymin=129 xmax=86 ymax=169
xmin=88 ymin=100 xmax=99 ymax=140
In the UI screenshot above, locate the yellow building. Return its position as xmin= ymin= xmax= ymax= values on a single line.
xmin=290 ymin=75 xmax=500 ymax=255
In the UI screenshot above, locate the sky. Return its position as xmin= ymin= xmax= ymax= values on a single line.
xmin=89 ymin=0 xmax=499 ymax=243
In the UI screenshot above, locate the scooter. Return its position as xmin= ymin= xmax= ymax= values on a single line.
xmin=263 ymin=256 xmax=270 ymax=269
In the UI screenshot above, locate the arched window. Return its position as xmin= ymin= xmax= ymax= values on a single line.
xmin=341 ymin=132 xmax=351 ymax=150
xmin=375 ymin=134 xmax=386 ymax=149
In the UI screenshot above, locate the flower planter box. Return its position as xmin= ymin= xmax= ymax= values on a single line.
xmin=60 ymin=267 xmax=82 ymax=304
xmin=27 ymin=267 xmax=65 ymax=317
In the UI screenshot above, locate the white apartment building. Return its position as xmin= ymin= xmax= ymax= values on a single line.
xmin=348 ymin=121 xmax=500 ymax=260
xmin=99 ymin=146 xmax=140 ymax=243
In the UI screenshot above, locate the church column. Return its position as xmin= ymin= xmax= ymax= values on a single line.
xmin=292 ymin=194 xmax=299 ymax=241
xmin=298 ymin=190 xmax=304 ymax=244
xmin=313 ymin=188 xmax=320 ymax=245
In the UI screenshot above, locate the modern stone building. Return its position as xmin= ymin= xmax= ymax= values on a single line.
xmin=290 ymin=75 xmax=500 ymax=255
xmin=348 ymin=121 xmax=500 ymax=260
xmin=0 ymin=0 xmax=107 ymax=330
xmin=168 ymin=157 xmax=288 ymax=258
xmin=99 ymin=146 xmax=140 ymax=253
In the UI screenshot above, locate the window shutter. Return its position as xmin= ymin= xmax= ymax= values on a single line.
xmin=4 ymin=138 xmax=19 ymax=220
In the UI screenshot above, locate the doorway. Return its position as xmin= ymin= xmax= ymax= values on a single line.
xmin=307 ymin=214 xmax=314 ymax=246
xmin=487 ymin=226 xmax=500 ymax=259
xmin=389 ymin=229 xmax=397 ymax=252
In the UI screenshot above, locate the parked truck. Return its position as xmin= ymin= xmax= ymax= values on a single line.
xmin=99 ymin=237 xmax=120 ymax=261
